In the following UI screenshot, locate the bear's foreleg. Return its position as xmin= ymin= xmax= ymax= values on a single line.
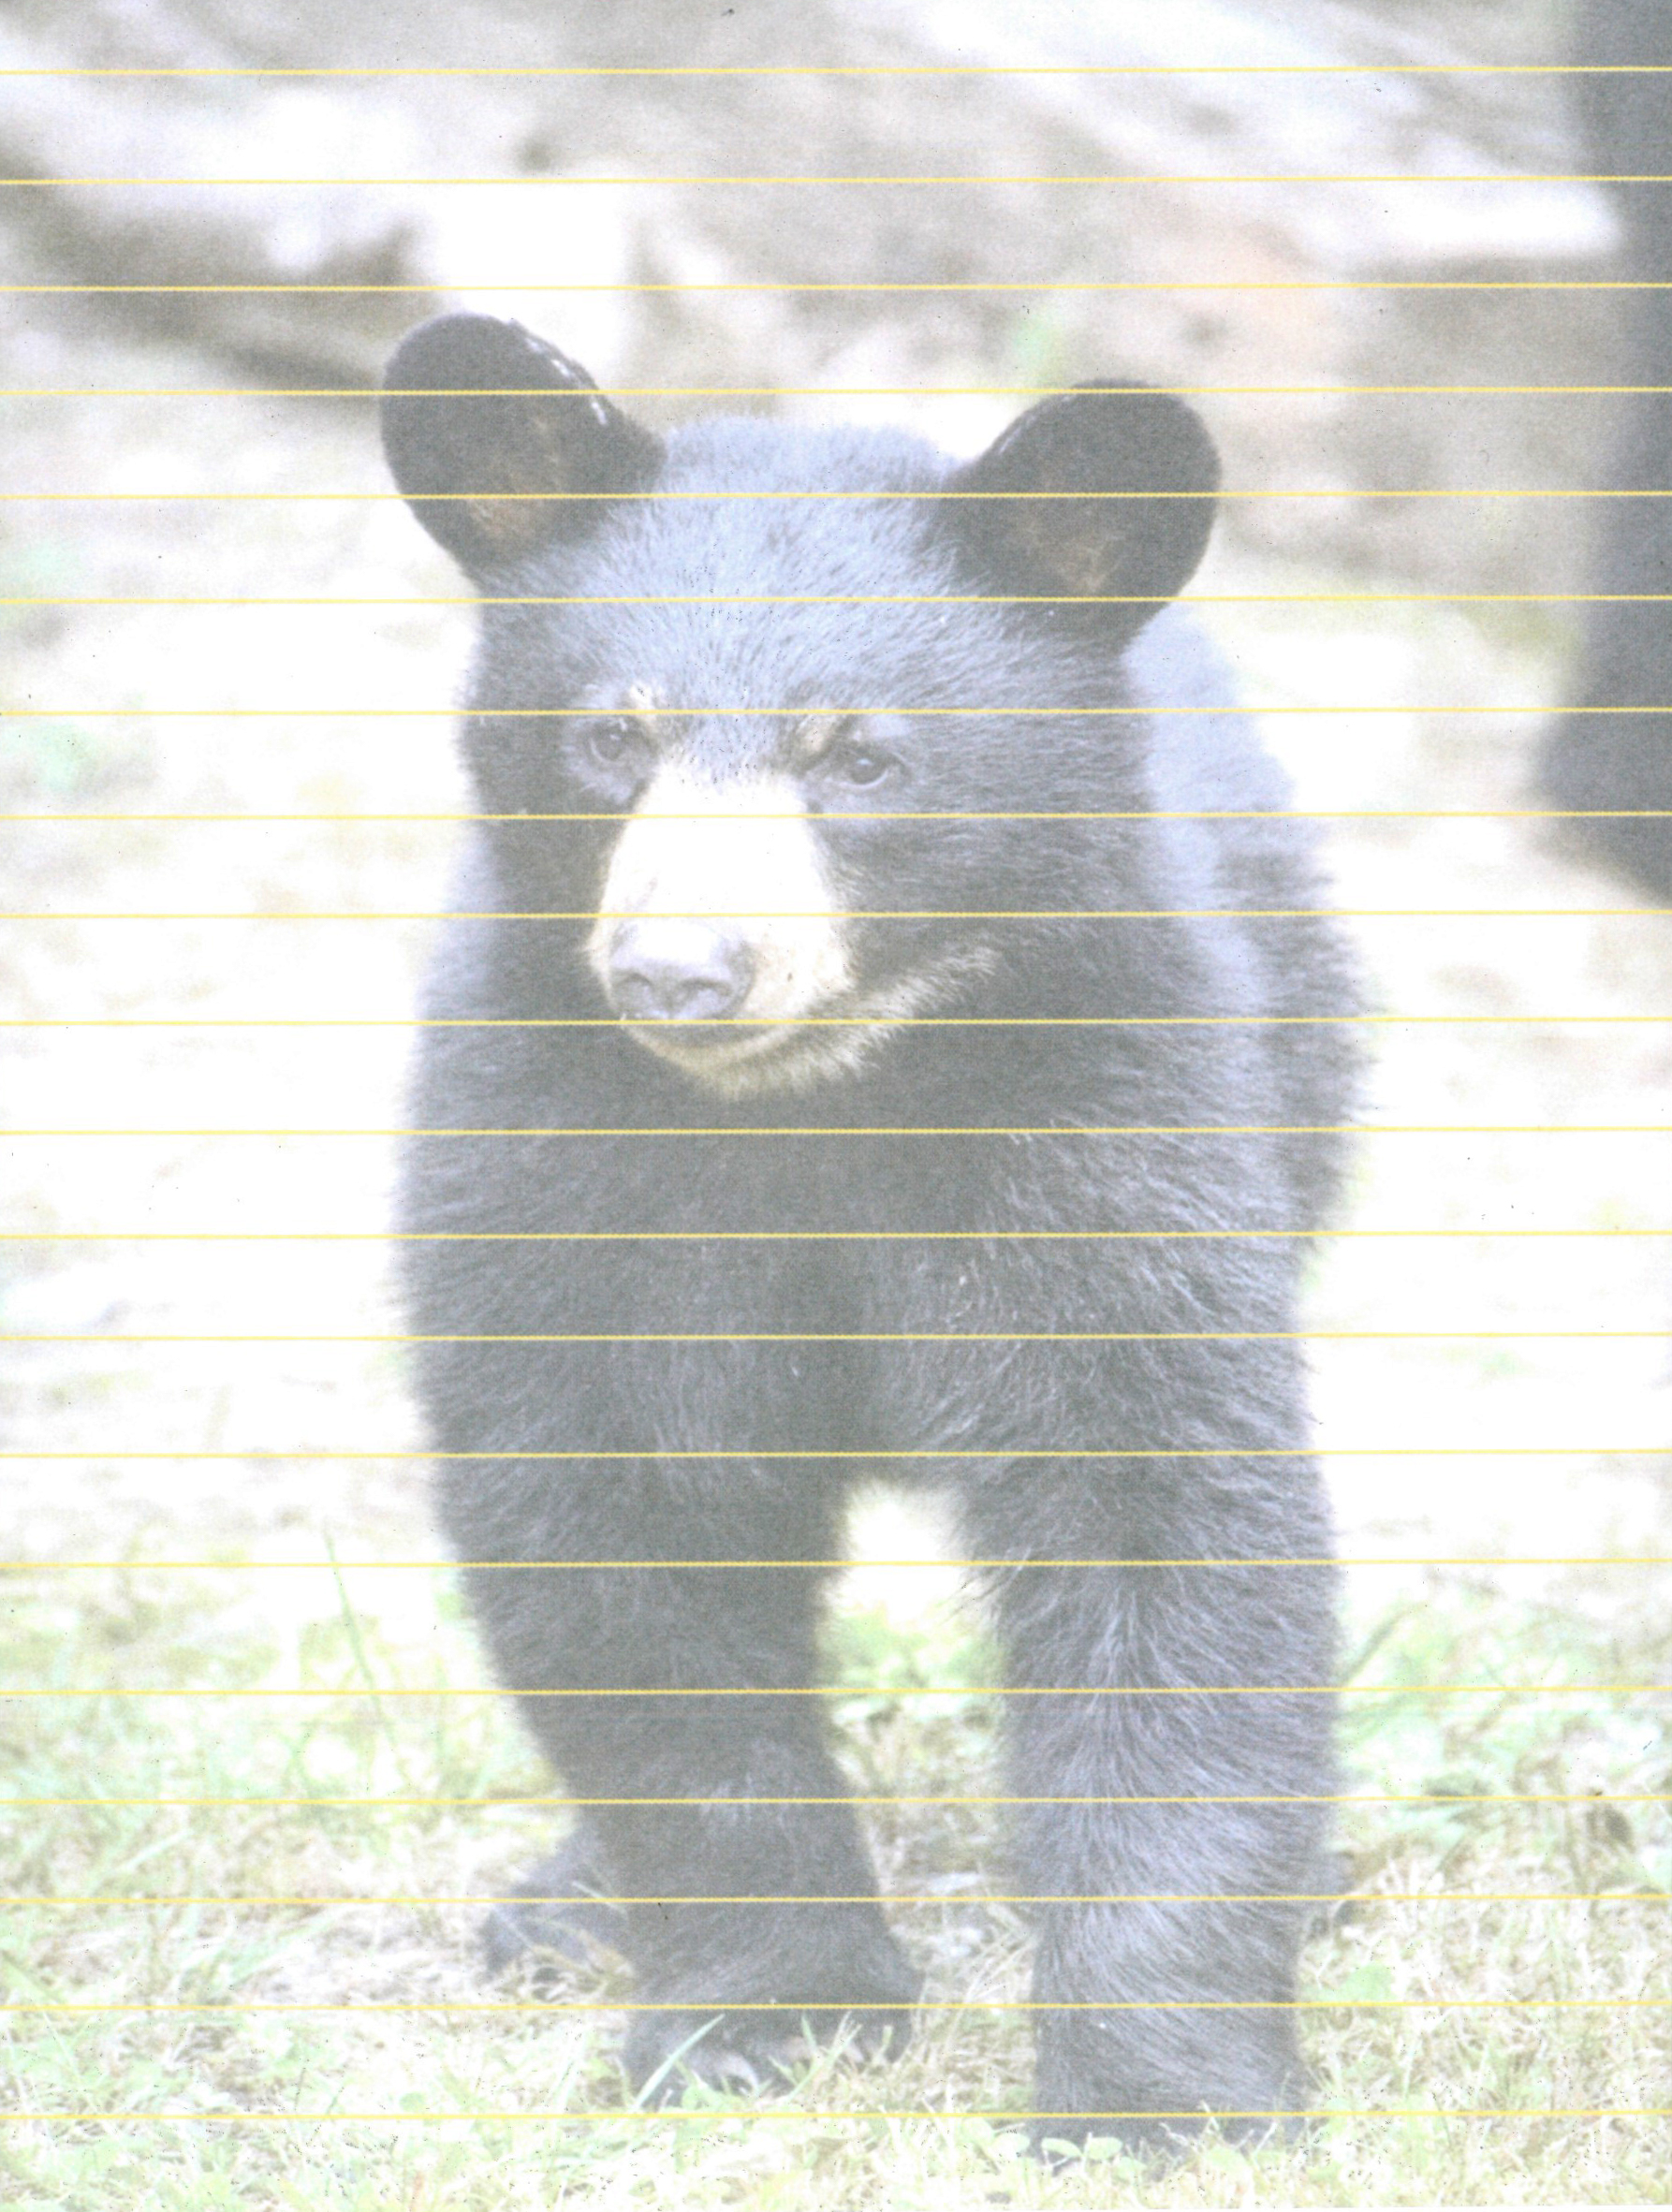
xmin=451 ymin=1458 xmax=918 ymax=2093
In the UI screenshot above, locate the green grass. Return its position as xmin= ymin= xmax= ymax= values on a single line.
xmin=0 ymin=1561 xmax=1665 ymax=2208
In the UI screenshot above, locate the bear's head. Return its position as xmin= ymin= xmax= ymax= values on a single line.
xmin=382 ymin=314 xmax=1220 ymax=1095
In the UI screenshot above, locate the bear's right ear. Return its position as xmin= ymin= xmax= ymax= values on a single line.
xmin=380 ymin=314 xmax=663 ymax=578
xmin=946 ymin=384 xmax=1220 ymax=641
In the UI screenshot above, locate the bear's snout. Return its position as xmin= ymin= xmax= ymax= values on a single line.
xmin=606 ymin=918 xmax=757 ymax=1023
xmin=584 ymin=765 xmax=856 ymax=1087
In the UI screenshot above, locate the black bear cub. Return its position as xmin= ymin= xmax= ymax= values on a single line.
xmin=381 ymin=313 xmax=1358 ymax=2149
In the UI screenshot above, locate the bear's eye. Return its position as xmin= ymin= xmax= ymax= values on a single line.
xmin=824 ymin=735 xmax=897 ymax=788
xmin=586 ymin=716 xmax=641 ymax=768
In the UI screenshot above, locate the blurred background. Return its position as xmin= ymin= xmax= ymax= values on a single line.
xmin=0 ymin=3 xmax=1666 ymax=2205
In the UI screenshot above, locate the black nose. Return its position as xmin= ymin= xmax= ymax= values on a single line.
xmin=608 ymin=921 xmax=756 ymax=1022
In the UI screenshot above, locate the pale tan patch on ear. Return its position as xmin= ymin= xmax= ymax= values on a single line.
xmin=1005 ymin=499 xmax=1124 ymax=596
xmin=459 ymin=391 xmax=619 ymax=559
xmin=461 ymin=496 xmax=554 ymax=558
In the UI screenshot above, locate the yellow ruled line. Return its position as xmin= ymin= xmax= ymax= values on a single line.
xmin=4 ymin=61 xmax=1672 ymax=75
xmin=0 ymin=1123 xmax=1662 ymax=1135
xmin=8 ymin=1016 xmax=1671 ymax=1028
xmin=17 ymin=485 xmax=1672 ymax=500
xmin=0 ymin=797 xmax=1668 ymax=819
xmin=7 ymin=1998 xmax=1662 ymax=2015
xmin=18 ymin=382 xmax=1672 ymax=399
xmin=17 ymin=589 xmax=1672 ymax=605
xmin=0 ymin=1448 xmax=1662 ymax=1462
xmin=7 ymin=805 xmax=1670 ymax=828
xmin=6 ymin=1685 xmax=1656 ymax=1701
xmin=9 ymin=1228 xmax=1672 ymax=1242
xmin=0 ymin=815 xmax=1666 ymax=831
xmin=17 ymin=279 xmax=1672 ymax=295
xmin=0 ymin=2109 xmax=1658 ymax=2127
xmin=3 ymin=805 xmax=1672 ymax=823
xmin=23 ymin=171 xmax=1672 ymax=187
xmin=7 ymin=1891 xmax=1654 ymax=1907
xmin=0 ymin=706 xmax=1662 ymax=722
xmin=0 ymin=1320 xmax=1668 ymax=1342
xmin=6 ymin=1792 xmax=1658 ymax=1809
xmin=9 ymin=906 xmax=1670 ymax=921
xmin=0 ymin=1556 xmax=1660 ymax=1572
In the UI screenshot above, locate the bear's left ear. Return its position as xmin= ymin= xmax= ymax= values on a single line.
xmin=947 ymin=386 xmax=1220 ymax=638
xmin=380 ymin=313 xmax=664 ymax=578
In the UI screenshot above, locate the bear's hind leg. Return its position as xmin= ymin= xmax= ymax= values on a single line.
xmin=965 ymin=1441 xmax=1337 ymax=2156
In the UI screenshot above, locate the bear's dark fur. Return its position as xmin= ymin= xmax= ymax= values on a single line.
xmin=381 ymin=312 xmax=1359 ymax=2149
xmin=1539 ymin=1 xmax=1672 ymax=893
